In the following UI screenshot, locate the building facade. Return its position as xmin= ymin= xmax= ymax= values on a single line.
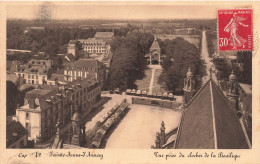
xmin=28 ymin=59 xmax=53 ymax=69
xmin=67 ymin=40 xmax=77 ymax=56
xmin=63 ymin=58 xmax=106 ymax=89
xmin=145 ymin=37 xmax=162 ymax=65
xmin=78 ymin=38 xmax=107 ymax=55
xmin=14 ymin=78 xmax=101 ymax=143
xmin=14 ymin=59 xmax=52 ymax=85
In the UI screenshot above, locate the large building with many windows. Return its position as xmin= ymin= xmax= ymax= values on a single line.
xmin=63 ymin=58 xmax=106 ymax=88
xmin=14 ymin=59 xmax=52 ymax=85
xmin=78 ymin=38 xmax=107 ymax=55
xmin=14 ymin=78 xmax=101 ymax=143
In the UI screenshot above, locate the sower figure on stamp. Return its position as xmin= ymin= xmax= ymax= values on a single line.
xmin=224 ymin=12 xmax=249 ymax=49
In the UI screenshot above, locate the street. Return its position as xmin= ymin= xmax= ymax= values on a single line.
xmin=201 ymin=31 xmax=218 ymax=84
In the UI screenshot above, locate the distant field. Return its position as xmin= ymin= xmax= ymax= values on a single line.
xmin=158 ymin=35 xmax=201 ymax=48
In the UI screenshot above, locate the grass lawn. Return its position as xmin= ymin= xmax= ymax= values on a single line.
xmin=152 ymin=69 xmax=167 ymax=93
xmin=135 ymin=68 xmax=152 ymax=91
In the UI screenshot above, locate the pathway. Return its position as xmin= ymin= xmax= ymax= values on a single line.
xmin=149 ymin=68 xmax=155 ymax=93
xmin=201 ymin=31 xmax=218 ymax=85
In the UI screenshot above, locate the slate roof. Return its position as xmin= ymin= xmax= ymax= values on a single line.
xmin=6 ymin=74 xmax=20 ymax=83
xmin=69 ymin=40 xmax=77 ymax=44
xmin=6 ymin=121 xmax=27 ymax=147
xmin=23 ymin=77 xmax=99 ymax=111
xmin=64 ymin=58 xmax=102 ymax=70
xmin=175 ymin=80 xmax=250 ymax=149
xmin=150 ymin=38 xmax=161 ymax=51
xmin=94 ymin=32 xmax=114 ymax=39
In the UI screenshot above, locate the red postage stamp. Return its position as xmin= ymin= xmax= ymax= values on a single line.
xmin=218 ymin=9 xmax=253 ymax=51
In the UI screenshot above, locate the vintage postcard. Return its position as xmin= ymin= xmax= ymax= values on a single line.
xmin=0 ymin=1 xmax=259 ymax=164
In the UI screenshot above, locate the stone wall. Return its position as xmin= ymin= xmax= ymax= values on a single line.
xmin=132 ymin=97 xmax=181 ymax=109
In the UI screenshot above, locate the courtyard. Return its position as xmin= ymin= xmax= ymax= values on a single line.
xmin=104 ymin=104 xmax=182 ymax=149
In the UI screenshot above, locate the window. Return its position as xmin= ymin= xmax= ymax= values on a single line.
xmin=26 ymin=112 xmax=29 ymax=119
xmin=28 ymin=75 xmax=31 ymax=79
xmin=26 ymin=123 xmax=29 ymax=128
xmin=32 ymin=75 xmax=34 ymax=79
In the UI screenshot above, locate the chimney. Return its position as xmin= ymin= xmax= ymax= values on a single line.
xmin=17 ymin=104 xmax=20 ymax=109
xmin=29 ymin=99 xmax=35 ymax=109
xmin=55 ymin=77 xmax=58 ymax=86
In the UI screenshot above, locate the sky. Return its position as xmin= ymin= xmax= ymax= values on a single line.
xmin=6 ymin=3 xmax=224 ymax=20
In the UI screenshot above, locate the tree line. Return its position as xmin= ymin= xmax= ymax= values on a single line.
xmin=158 ymin=37 xmax=202 ymax=93
xmin=108 ymin=32 xmax=154 ymax=90
xmin=214 ymin=51 xmax=252 ymax=85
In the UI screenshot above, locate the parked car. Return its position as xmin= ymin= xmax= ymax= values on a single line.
xmin=114 ymin=88 xmax=120 ymax=94
xmin=136 ymin=90 xmax=141 ymax=96
xmin=147 ymin=92 xmax=153 ymax=97
xmin=131 ymin=89 xmax=136 ymax=95
xmin=142 ymin=91 xmax=147 ymax=96
xmin=126 ymin=89 xmax=131 ymax=95
xmin=163 ymin=92 xmax=168 ymax=99
xmin=109 ymin=90 xmax=114 ymax=94
xmin=168 ymin=92 xmax=174 ymax=101
xmin=157 ymin=92 xmax=162 ymax=98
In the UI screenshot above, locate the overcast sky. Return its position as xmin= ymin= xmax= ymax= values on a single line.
xmin=7 ymin=3 xmax=237 ymax=20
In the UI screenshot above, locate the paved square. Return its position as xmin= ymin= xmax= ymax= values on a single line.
xmin=105 ymin=104 xmax=182 ymax=149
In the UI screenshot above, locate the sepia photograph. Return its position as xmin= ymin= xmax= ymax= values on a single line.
xmin=4 ymin=3 xmax=253 ymax=151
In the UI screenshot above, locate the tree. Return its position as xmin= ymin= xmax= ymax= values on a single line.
xmin=6 ymin=81 xmax=19 ymax=116
xmin=158 ymin=37 xmax=201 ymax=93
xmin=108 ymin=32 xmax=154 ymax=90
xmin=59 ymin=30 xmax=71 ymax=46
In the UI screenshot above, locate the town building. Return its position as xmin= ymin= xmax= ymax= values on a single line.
xmin=94 ymin=32 xmax=114 ymax=42
xmin=14 ymin=78 xmax=101 ymax=143
xmin=15 ymin=65 xmax=49 ymax=85
xmin=28 ymin=59 xmax=53 ymax=69
xmin=145 ymin=37 xmax=162 ymax=65
xmin=6 ymin=120 xmax=28 ymax=148
xmin=63 ymin=58 xmax=106 ymax=89
xmin=67 ymin=40 xmax=77 ymax=56
xmin=14 ymin=59 xmax=53 ymax=85
xmin=78 ymin=38 xmax=107 ymax=55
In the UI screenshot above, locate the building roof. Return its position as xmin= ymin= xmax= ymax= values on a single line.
xmin=78 ymin=38 xmax=105 ymax=46
xmin=16 ymin=65 xmax=49 ymax=75
xmin=6 ymin=74 xmax=20 ymax=83
xmin=6 ymin=120 xmax=27 ymax=147
xmin=150 ymin=38 xmax=161 ymax=51
xmin=69 ymin=40 xmax=77 ymax=44
xmin=47 ymin=74 xmax=66 ymax=83
xmin=94 ymin=32 xmax=114 ymax=39
xmin=64 ymin=58 xmax=102 ymax=69
xmin=175 ymin=80 xmax=250 ymax=149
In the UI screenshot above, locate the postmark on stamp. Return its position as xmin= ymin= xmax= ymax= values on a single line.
xmin=218 ymin=9 xmax=253 ymax=51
